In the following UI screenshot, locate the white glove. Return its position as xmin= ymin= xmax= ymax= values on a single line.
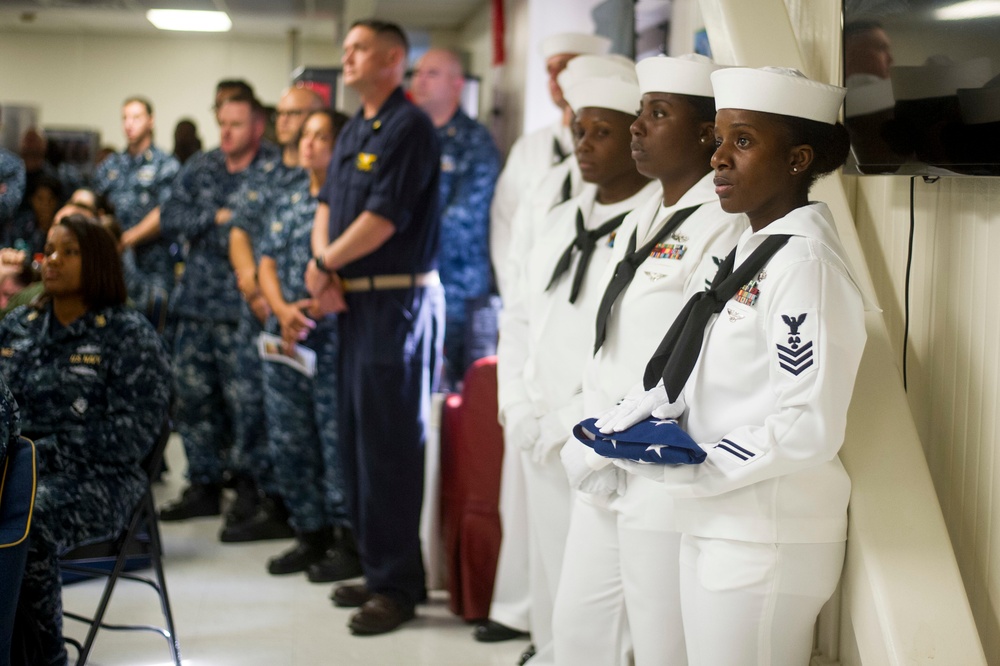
xmin=595 ymin=383 xmax=672 ymax=434
xmin=533 ymin=411 xmax=570 ymax=464
xmin=651 ymin=398 xmax=685 ymax=420
xmin=561 ymin=439 xmax=625 ymax=495
xmin=503 ymin=402 xmax=540 ymax=451
xmin=611 ymin=458 xmax=666 ymax=482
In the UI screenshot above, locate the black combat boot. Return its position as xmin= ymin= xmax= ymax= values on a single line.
xmin=267 ymin=527 xmax=335 ymax=575
xmin=159 ymin=483 xmax=222 ymax=521
xmin=305 ymin=526 xmax=363 ymax=583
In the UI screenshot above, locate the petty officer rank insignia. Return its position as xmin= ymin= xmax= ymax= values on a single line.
xmin=775 ymin=310 xmax=817 ymax=378
xmin=650 ymin=242 xmax=686 ymax=260
xmin=356 ymin=153 xmax=377 ymax=172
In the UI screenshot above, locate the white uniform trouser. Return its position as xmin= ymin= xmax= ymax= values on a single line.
xmin=552 ymin=493 xmax=686 ymax=666
xmin=679 ymin=535 xmax=845 ymax=666
xmin=519 ymin=449 xmax=572 ymax=665
xmin=489 ymin=436 xmax=531 ymax=632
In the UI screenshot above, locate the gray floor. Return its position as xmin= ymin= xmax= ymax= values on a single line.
xmin=60 ymin=434 xmax=528 ymax=666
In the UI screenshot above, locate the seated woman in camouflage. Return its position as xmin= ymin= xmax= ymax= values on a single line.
xmin=0 ymin=213 xmax=171 ymax=665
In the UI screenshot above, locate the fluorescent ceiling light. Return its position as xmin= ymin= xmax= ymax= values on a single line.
xmin=934 ymin=0 xmax=1000 ymax=20
xmin=146 ymin=9 xmax=232 ymax=32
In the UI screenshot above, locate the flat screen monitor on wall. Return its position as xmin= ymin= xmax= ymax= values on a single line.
xmin=842 ymin=0 xmax=1000 ymax=176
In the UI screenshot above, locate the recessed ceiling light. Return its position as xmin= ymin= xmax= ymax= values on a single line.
xmin=934 ymin=0 xmax=1000 ymax=20
xmin=146 ymin=9 xmax=232 ymax=32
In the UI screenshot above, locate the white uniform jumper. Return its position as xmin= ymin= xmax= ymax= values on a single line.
xmin=553 ymin=172 xmax=746 ymax=666
xmin=622 ymin=202 xmax=867 ymax=666
xmin=487 ymin=122 xmax=576 ymax=635
xmin=498 ymin=180 xmax=658 ymax=664
xmin=491 ymin=121 xmax=575 ymax=297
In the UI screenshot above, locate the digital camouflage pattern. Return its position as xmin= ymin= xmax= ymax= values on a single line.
xmin=0 ymin=303 xmax=170 ymax=664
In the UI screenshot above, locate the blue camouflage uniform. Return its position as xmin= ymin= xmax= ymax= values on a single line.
xmin=0 ymin=148 xmax=26 ymax=234
xmin=0 ymin=372 xmax=15 ymax=465
xmin=1 ymin=149 xmax=32 ymax=253
xmin=0 ymin=373 xmax=22 ymax=662
xmin=3 ymin=207 xmax=45 ymax=255
xmin=94 ymin=146 xmax=180 ymax=329
xmin=257 ymin=173 xmax=348 ymax=533
xmin=227 ymin=158 xmax=303 ymax=497
xmin=0 ymin=303 xmax=170 ymax=665
xmin=318 ymin=86 xmax=444 ymax=607
xmin=434 ymin=109 xmax=500 ymax=384
xmin=160 ymin=143 xmax=278 ymax=488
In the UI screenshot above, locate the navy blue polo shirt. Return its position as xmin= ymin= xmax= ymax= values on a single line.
xmin=319 ymin=87 xmax=441 ymax=278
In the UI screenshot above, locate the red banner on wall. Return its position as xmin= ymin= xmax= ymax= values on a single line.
xmin=492 ymin=0 xmax=505 ymax=66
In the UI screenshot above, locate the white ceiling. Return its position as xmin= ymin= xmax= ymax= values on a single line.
xmin=0 ymin=0 xmax=487 ymax=41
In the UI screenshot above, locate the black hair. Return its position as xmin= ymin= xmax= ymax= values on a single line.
xmin=297 ymin=109 xmax=351 ymax=147
xmin=69 ymin=187 xmax=111 ymax=217
xmin=351 ymin=19 xmax=409 ymax=56
xmin=683 ymin=94 xmax=717 ymax=124
xmin=50 ymin=214 xmax=127 ymax=309
xmin=215 ymin=80 xmax=256 ymax=112
xmin=175 ymin=118 xmax=198 ymax=133
xmin=220 ymin=90 xmax=266 ymax=119
xmin=778 ymin=114 xmax=852 ymax=188
xmin=216 ymin=79 xmax=255 ymax=97
xmin=29 ymin=174 xmax=64 ymax=201
xmin=122 ymin=96 xmax=153 ymax=115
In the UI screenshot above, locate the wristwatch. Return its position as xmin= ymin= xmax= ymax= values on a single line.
xmin=313 ymin=254 xmax=334 ymax=275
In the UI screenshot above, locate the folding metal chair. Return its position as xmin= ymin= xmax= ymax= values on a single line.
xmin=60 ymin=419 xmax=181 ymax=666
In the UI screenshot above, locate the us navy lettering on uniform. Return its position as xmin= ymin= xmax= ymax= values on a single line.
xmin=715 ymin=438 xmax=760 ymax=465
xmin=777 ymin=312 xmax=814 ymax=377
xmin=68 ymin=353 xmax=101 ymax=365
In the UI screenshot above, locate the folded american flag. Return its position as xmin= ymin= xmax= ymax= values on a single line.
xmin=573 ymin=417 xmax=706 ymax=465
